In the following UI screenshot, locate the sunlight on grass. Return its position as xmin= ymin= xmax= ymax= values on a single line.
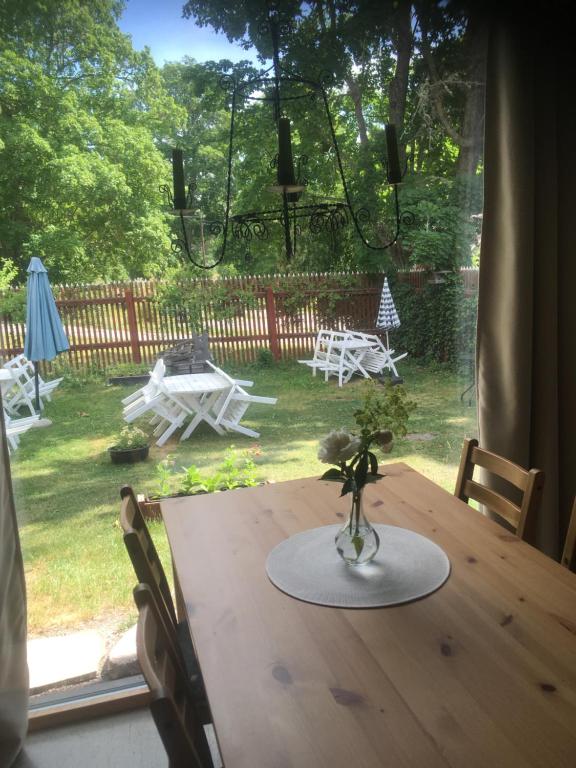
xmin=11 ymin=360 xmax=477 ymax=635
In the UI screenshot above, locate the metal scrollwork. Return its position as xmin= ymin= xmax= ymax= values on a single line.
xmin=231 ymin=217 xmax=270 ymax=242
xmin=400 ymin=210 xmax=416 ymax=226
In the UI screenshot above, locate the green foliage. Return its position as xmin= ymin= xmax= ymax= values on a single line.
xmin=353 ymin=380 xmax=416 ymax=441
xmin=0 ymin=287 xmax=26 ymax=322
xmin=154 ymin=271 xmax=259 ymax=330
xmin=0 ymin=0 xmax=484 ymax=282
xmin=391 ymin=273 xmax=477 ymax=366
xmin=319 ymin=379 xmax=416 ymax=496
xmin=110 ymin=425 xmax=148 ymax=451
xmin=0 ymin=259 xmax=26 ymax=320
xmin=255 ymin=347 xmax=275 ymax=367
xmin=150 ymin=447 xmax=260 ymax=497
xmin=105 ymin=362 xmax=151 ymax=377
xmin=0 ymin=1 xmax=185 ymax=282
xmin=178 ymin=446 xmax=259 ymax=494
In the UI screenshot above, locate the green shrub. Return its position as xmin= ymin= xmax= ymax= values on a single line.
xmin=256 ymin=347 xmax=275 ymax=367
xmin=390 ymin=273 xmax=477 ymax=367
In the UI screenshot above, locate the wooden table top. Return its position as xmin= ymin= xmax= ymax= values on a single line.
xmin=161 ymin=463 xmax=576 ymax=768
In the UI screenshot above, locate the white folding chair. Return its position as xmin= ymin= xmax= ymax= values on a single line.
xmin=1 ymin=366 xmax=37 ymax=417
xmin=4 ymin=412 xmax=49 ymax=454
xmin=203 ymin=362 xmax=276 ymax=438
xmin=345 ymin=331 xmax=407 ymax=378
xmin=121 ymin=359 xmax=165 ymax=407
xmin=214 ymin=385 xmax=277 ymax=438
xmin=122 ymin=360 xmax=188 ymax=446
xmin=298 ymin=330 xmax=351 ymax=383
xmin=3 ymin=354 xmax=62 ymax=410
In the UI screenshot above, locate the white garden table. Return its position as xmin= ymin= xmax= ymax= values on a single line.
xmin=161 ymin=372 xmax=233 ymax=440
xmin=326 ymin=336 xmax=374 ymax=386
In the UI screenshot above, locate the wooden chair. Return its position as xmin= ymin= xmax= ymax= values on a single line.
xmin=119 ymin=486 xmax=209 ymax=720
xmin=136 ymin=586 xmax=216 ymax=768
xmin=561 ymin=497 xmax=576 ymax=571
xmin=454 ymin=438 xmax=545 ymax=540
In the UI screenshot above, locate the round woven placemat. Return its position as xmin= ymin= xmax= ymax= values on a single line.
xmin=266 ymin=524 xmax=450 ymax=608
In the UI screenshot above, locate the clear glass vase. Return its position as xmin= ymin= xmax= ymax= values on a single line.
xmin=335 ymin=489 xmax=380 ymax=565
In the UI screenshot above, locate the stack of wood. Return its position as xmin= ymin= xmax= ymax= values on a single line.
xmin=159 ymin=333 xmax=212 ymax=375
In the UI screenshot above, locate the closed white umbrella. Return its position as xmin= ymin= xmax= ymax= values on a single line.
xmin=376 ymin=277 xmax=400 ymax=349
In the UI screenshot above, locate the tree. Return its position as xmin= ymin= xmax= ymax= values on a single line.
xmin=0 ymin=0 xmax=186 ymax=283
xmin=181 ymin=0 xmax=485 ymax=272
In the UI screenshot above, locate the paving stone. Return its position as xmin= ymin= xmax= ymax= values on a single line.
xmin=101 ymin=624 xmax=139 ymax=680
xmin=28 ymin=631 xmax=105 ymax=693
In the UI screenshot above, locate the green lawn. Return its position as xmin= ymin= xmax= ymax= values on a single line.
xmin=10 ymin=360 xmax=477 ymax=636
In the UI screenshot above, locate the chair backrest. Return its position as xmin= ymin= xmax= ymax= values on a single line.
xmin=136 ymin=591 xmax=213 ymax=768
xmin=454 ymin=438 xmax=545 ymax=539
xmin=119 ymin=486 xmax=177 ymax=626
xmin=561 ymin=497 xmax=576 ymax=571
xmin=149 ymin=358 xmax=166 ymax=385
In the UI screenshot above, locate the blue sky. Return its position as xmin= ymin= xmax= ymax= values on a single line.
xmin=118 ymin=0 xmax=259 ymax=64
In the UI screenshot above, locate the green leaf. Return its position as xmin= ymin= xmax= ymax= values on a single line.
xmin=364 ymin=472 xmax=385 ymax=483
xmin=351 ymin=535 xmax=365 ymax=558
xmin=368 ymin=451 xmax=378 ymax=476
xmin=320 ymin=468 xmax=346 ymax=482
xmin=340 ymin=478 xmax=354 ymax=497
xmin=354 ymin=452 xmax=368 ymax=490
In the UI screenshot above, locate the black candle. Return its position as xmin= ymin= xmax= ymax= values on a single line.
xmin=172 ymin=148 xmax=187 ymax=210
xmin=277 ymin=117 xmax=296 ymax=187
xmin=385 ymin=124 xmax=402 ymax=185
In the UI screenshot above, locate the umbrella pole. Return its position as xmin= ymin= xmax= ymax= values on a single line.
xmin=34 ymin=362 xmax=41 ymax=412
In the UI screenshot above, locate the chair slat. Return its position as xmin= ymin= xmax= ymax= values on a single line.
xmin=470 ymin=446 xmax=531 ymax=490
xmin=455 ymin=438 xmax=544 ymax=540
xmin=462 ymin=479 xmax=522 ymax=529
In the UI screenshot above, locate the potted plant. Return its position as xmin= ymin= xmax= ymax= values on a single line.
xmin=109 ymin=425 xmax=150 ymax=464
xmin=138 ymin=446 xmax=261 ymax=519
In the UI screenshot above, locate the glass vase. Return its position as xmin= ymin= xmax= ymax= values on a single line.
xmin=335 ymin=488 xmax=380 ymax=565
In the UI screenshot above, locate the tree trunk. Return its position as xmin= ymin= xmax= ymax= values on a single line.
xmin=346 ymin=75 xmax=369 ymax=146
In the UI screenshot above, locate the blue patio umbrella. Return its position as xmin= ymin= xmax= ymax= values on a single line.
xmin=24 ymin=257 xmax=69 ymax=410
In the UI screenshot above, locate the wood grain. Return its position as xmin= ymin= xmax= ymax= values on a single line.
xmin=162 ymin=463 xmax=576 ymax=768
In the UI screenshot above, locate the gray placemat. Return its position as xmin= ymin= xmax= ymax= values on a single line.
xmin=266 ymin=524 xmax=451 ymax=608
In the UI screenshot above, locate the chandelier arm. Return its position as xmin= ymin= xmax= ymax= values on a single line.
xmin=319 ymin=88 xmax=400 ymax=251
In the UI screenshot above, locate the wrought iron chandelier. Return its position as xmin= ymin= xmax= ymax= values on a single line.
xmin=163 ymin=3 xmax=413 ymax=269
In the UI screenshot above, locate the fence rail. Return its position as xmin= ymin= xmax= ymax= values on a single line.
xmin=0 ymin=269 xmax=479 ymax=370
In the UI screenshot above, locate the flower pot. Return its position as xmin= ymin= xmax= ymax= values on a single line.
xmin=107 ymin=375 xmax=150 ymax=386
xmin=109 ymin=445 xmax=149 ymax=464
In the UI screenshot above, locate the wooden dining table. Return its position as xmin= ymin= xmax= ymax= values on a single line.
xmin=161 ymin=463 xmax=576 ymax=768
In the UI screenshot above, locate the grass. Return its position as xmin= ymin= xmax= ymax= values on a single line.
xmin=10 ymin=359 xmax=477 ymax=636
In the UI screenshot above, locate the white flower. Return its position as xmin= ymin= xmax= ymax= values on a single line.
xmin=318 ymin=430 xmax=361 ymax=465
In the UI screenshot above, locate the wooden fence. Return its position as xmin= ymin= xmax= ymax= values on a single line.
xmin=0 ymin=269 xmax=478 ymax=370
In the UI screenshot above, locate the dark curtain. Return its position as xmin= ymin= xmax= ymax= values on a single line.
xmin=477 ymin=9 xmax=576 ymax=556
xmin=0 ymin=395 xmax=28 ymax=766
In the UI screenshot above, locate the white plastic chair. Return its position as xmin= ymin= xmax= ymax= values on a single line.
xmin=1 ymin=367 xmax=38 ymax=417
xmin=298 ymin=330 xmax=349 ymax=382
xmin=345 ymin=331 xmax=407 ymax=378
xmin=121 ymin=359 xmax=165 ymax=408
xmin=204 ymin=362 xmax=277 ymax=438
xmin=122 ymin=360 xmax=189 ymax=446
xmin=214 ymin=385 xmax=277 ymax=438
xmin=4 ymin=412 xmax=50 ymax=454
xmin=3 ymin=354 xmax=62 ymax=411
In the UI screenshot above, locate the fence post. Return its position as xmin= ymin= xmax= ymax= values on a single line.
xmin=265 ymin=286 xmax=281 ymax=361
xmin=125 ymin=288 xmax=142 ymax=364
